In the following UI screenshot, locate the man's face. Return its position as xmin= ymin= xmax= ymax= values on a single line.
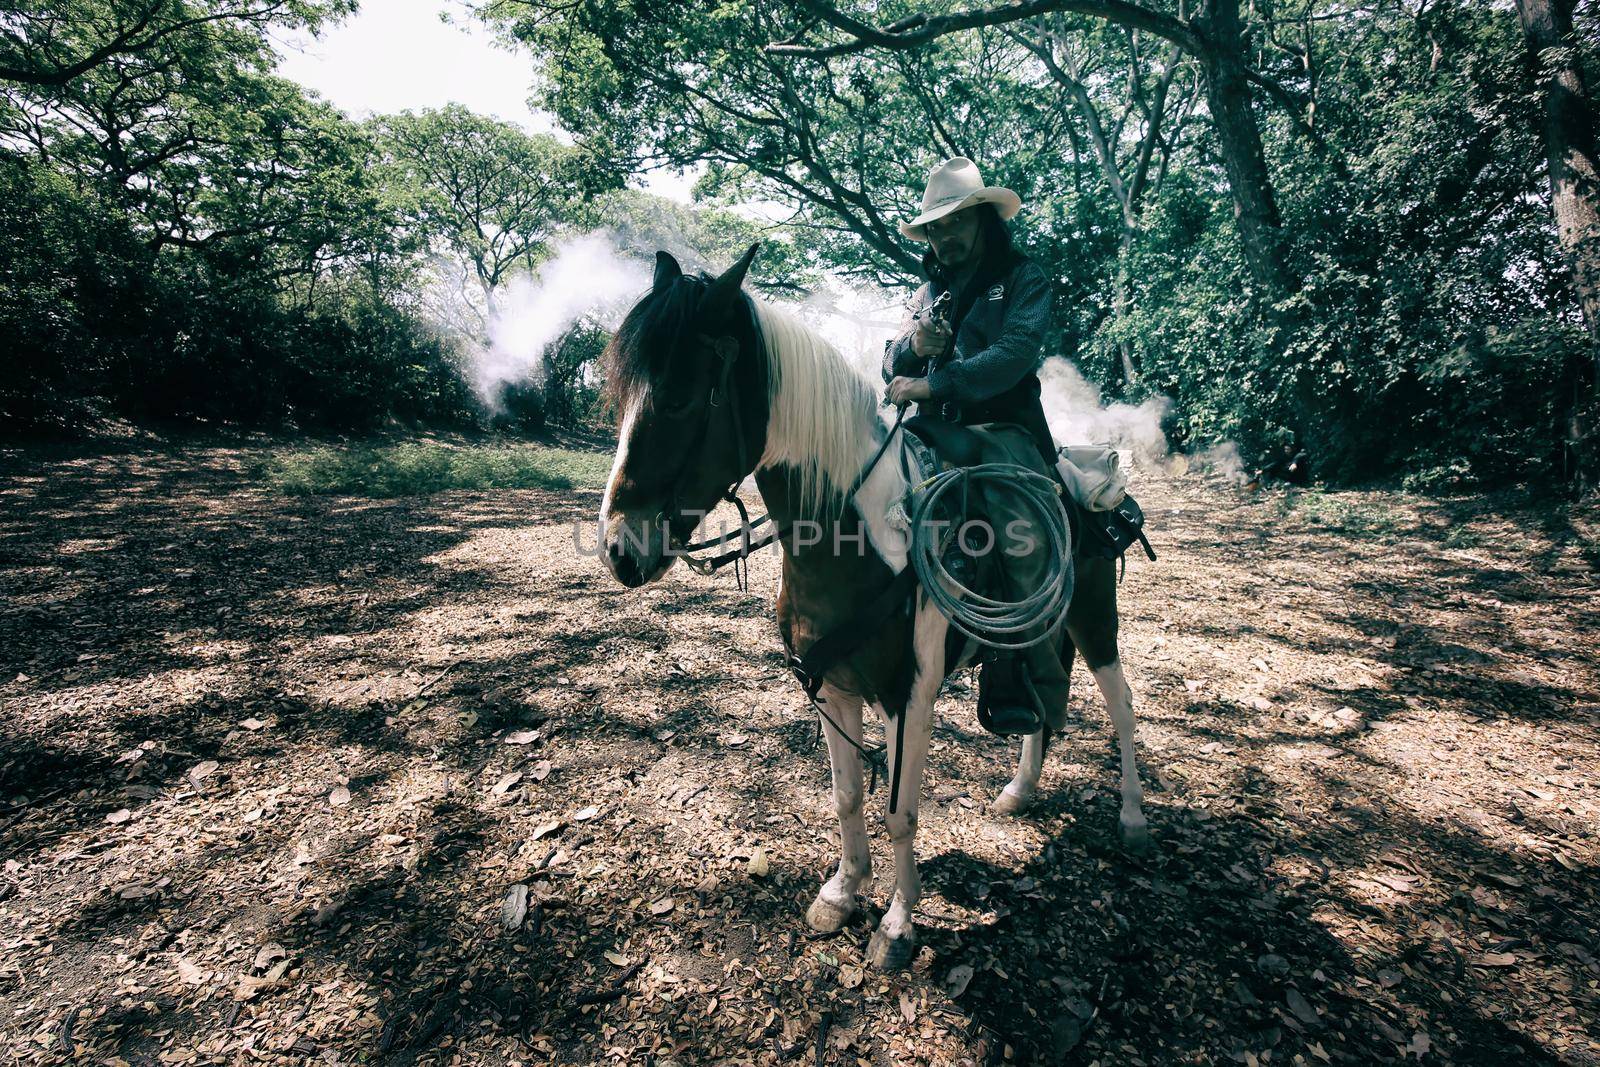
xmin=926 ymin=206 xmax=982 ymax=270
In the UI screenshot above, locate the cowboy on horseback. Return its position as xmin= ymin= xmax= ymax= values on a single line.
xmin=883 ymin=156 xmax=1071 ymax=737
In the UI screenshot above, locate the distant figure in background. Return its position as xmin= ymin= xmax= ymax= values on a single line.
xmin=881 ymin=156 xmax=1068 ymax=736
xmin=1246 ymin=442 xmax=1312 ymax=490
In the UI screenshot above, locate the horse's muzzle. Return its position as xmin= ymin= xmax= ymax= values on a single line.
xmin=599 ymin=509 xmax=675 ymax=588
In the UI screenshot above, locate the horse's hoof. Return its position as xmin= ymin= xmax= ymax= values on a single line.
xmin=1120 ymin=819 xmax=1151 ymax=852
xmin=806 ymin=895 xmax=855 ymax=934
xmin=866 ymin=926 xmax=917 ymax=970
xmin=989 ymin=786 xmax=1033 ymax=817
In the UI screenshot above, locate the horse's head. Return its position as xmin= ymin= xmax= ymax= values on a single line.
xmin=598 ymin=243 xmax=766 ymax=587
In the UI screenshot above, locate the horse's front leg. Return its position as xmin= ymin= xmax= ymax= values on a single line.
xmin=867 ymin=594 xmax=945 ymax=970
xmin=806 ymin=682 xmax=870 ymax=933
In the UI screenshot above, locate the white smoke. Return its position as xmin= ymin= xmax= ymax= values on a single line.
xmin=771 ymin=282 xmax=1183 ymax=464
xmin=1037 ymin=357 xmax=1170 ymax=461
xmin=465 ymin=232 xmax=651 ymax=408
xmin=1194 ymin=440 xmax=1249 ymax=484
xmin=447 ymin=235 xmax=1188 ymax=477
xmin=784 ymin=280 xmax=903 ymax=387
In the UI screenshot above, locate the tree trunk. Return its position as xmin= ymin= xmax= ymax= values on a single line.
xmin=1195 ymin=0 xmax=1293 ymax=299
xmin=1115 ymin=225 xmax=1139 ymax=387
xmin=1516 ymin=0 xmax=1600 ymax=487
xmin=1516 ymin=0 xmax=1600 ymax=351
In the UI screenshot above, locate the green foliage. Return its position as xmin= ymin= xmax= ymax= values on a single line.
xmin=0 ymin=0 xmax=507 ymax=435
xmin=0 ymin=150 xmax=476 ymax=432
xmin=492 ymin=0 xmax=1595 ymax=490
xmin=261 ymin=441 xmax=612 ymax=496
xmin=4 ymin=0 xmax=1597 ymax=494
xmin=375 ymin=105 xmax=606 ymax=316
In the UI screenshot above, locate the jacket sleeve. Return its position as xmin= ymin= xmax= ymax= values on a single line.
xmin=925 ymin=261 xmax=1054 ymax=405
xmin=882 ymin=282 xmax=932 ymax=383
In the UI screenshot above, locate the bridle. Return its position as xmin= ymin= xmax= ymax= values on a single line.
xmin=660 ymin=327 xmax=772 ymax=592
xmin=665 ymin=322 xmax=907 ymax=592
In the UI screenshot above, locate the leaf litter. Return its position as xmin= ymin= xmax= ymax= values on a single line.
xmin=0 ymin=445 xmax=1595 ymax=1064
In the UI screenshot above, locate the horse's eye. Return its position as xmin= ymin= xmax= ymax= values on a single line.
xmin=656 ymin=391 xmax=699 ymax=417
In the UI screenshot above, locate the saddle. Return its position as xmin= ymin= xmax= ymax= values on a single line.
xmin=903 ymin=416 xmax=1156 ymax=570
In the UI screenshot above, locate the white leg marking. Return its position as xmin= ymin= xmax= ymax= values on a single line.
xmin=992 ymin=729 xmax=1046 ymax=816
xmin=1091 ymin=659 xmax=1149 ymax=848
xmin=807 ymin=683 xmax=870 ymax=933
xmin=868 ymin=594 xmax=945 ymax=969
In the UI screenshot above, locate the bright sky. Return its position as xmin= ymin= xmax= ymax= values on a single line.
xmin=271 ymin=0 xmax=698 ymax=202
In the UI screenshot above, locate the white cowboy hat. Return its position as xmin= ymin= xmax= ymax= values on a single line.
xmin=899 ymin=156 xmax=1022 ymax=241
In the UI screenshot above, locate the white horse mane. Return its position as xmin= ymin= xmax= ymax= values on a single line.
xmin=750 ymin=297 xmax=888 ymax=519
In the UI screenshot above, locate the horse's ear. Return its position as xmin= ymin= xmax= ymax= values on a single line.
xmin=653 ymin=251 xmax=682 ymax=291
xmin=701 ymin=242 xmax=760 ymax=321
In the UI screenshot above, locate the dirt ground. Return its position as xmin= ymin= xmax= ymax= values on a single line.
xmin=1 ymin=440 xmax=1597 ymax=1066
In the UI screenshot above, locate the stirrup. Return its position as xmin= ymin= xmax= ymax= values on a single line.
xmin=976 ymin=655 xmax=1045 ymax=737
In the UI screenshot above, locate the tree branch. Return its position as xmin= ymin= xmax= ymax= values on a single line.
xmin=767 ymin=0 xmax=1202 ymax=60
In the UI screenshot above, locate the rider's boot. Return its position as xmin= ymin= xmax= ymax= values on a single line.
xmin=976 ymin=654 xmax=1046 ymax=736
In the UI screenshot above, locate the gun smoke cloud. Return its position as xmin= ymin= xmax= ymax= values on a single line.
xmin=442 ymin=230 xmax=1184 ymax=472
xmin=1036 ymin=358 xmax=1171 ymax=460
xmin=464 ymin=232 xmax=651 ymax=409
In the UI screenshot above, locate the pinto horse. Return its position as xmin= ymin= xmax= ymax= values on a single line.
xmin=597 ymin=244 xmax=1148 ymax=969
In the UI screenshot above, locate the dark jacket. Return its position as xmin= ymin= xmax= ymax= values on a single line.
xmin=882 ymin=246 xmax=1058 ymax=465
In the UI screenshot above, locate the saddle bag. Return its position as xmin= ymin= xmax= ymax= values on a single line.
xmin=1074 ymin=493 xmax=1156 ymax=568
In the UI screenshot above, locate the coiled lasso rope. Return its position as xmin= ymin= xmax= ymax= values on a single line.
xmin=905 ymin=463 xmax=1075 ymax=650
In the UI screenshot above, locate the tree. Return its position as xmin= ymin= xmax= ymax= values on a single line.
xmin=1003 ymin=16 xmax=1198 ymax=383
xmin=1514 ymin=0 xmax=1600 ymax=485
xmin=0 ymin=0 xmax=349 ymax=88
xmin=768 ymin=0 xmax=1301 ymax=299
xmin=377 ymin=104 xmax=594 ymax=327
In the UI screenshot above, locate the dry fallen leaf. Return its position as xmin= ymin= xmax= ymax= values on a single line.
xmin=501 ymin=884 xmax=529 ymax=930
xmin=505 ymin=730 xmax=541 ymax=746
xmin=944 ymin=964 xmax=974 ymax=998
xmin=528 ymin=760 xmax=553 ymax=782
xmin=531 ymin=821 xmax=564 ymax=841
xmin=604 ymin=950 xmax=629 ymax=967
xmin=252 ymin=943 xmax=287 ymax=972
xmin=105 ymin=809 xmax=131 ymax=824
xmin=649 ymin=896 xmax=675 ymax=916
xmin=188 ymin=760 xmax=219 ymax=783
xmin=491 ymin=772 xmax=522 ymax=795
xmin=746 ymin=848 xmax=769 ymax=878
xmin=176 ymin=958 xmax=207 ymax=985
xmin=235 ymin=959 xmax=291 ymax=1001
xmin=574 ymin=805 xmax=599 ymax=821
xmin=1285 ymin=987 xmax=1319 ymax=1025
xmin=328 ymin=786 xmax=351 ymax=807
xmin=239 ymin=718 xmax=266 ymax=731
